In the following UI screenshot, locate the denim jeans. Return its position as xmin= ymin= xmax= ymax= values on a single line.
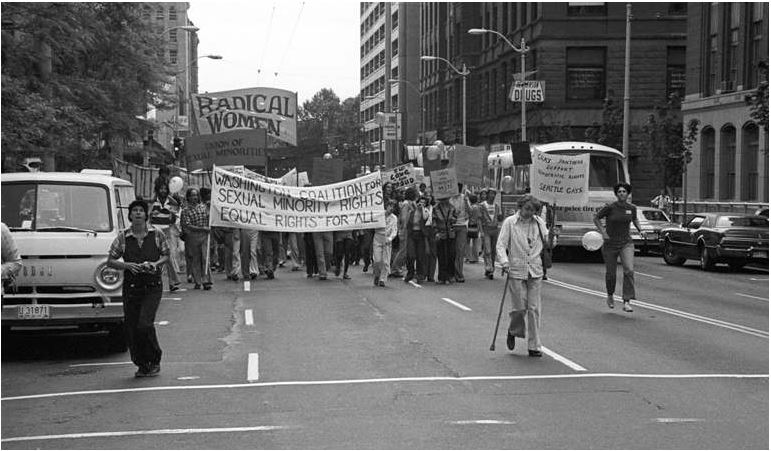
xmin=312 ymin=232 xmax=334 ymax=277
xmin=602 ymin=241 xmax=636 ymax=300
xmin=405 ymin=229 xmax=426 ymax=281
xmin=453 ymin=225 xmax=468 ymax=280
xmin=123 ymin=282 xmax=163 ymax=368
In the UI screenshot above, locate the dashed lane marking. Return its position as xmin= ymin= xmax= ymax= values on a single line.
xmin=441 ymin=297 xmax=472 ymax=311
xmin=546 ymin=278 xmax=769 ymax=339
xmin=735 ymin=292 xmax=768 ymax=302
xmin=541 ymin=347 xmax=587 ymax=372
xmin=408 ymin=280 xmax=423 ymax=289
xmin=3 ymin=373 xmax=766 ymax=402
xmin=247 ymin=353 xmax=259 ymax=382
xmin=653 ymin=418 xmax=706 ymax=424
xmin=635 ymin=271 xmax=662 ymax=280
xmin=244 ymin=280 xmax=251 ymax=292
xmin=156 ymin=321 xmax=169 ymax=326
xmin=1 ymin=426 xmax=286 ymax=443
xmin=451 ymin=420 xmax=517 ymax=425
xmin=245 ymin=309 xmax=254 ymax=326
xmin=162 ymin=297 xmax=182 ymax=301
xmin=750 ymin=278 xmax=768 ymax=281
xmin=177 ymin=376 xmax=200 ymax=381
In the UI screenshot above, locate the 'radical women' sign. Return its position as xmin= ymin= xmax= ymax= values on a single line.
xmin=210 ymin=166 xmax=385 ymax=232
xmin=531 ymin=149 xmax=589 ymax=206
xmin=192 ymin=87 xmax=298 ymax=146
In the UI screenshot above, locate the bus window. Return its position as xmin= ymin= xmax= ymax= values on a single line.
xmin=589 ymin=154 xmax=623 ymax=189
xmin=514 ymin=165 xmax=529 ymax=193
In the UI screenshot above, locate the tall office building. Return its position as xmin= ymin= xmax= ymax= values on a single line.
xmin=142 ymin=2 xmax=198 ymax=154
xmin=360 ymin=2 xmax=420 ymax=170
xmin=683 ymin=3 xmax=768 ymax=202
xmin=419 ymin=2 xmax=688 ymax=201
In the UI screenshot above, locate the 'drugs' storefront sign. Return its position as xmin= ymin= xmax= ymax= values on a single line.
xmin=211 ymin=166 xmax=385 ymax=232
xmin=192 ymin=87 xmax=297 ymax=146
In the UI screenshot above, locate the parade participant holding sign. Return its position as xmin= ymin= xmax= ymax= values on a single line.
xmin=372 ymin=201 xmax=398 ymax=287
xmin=403 ymin=188 xmax=426 ymax=283
xmin=181 ymin=188 xmax=212 ymax=290
xmin=496 ymin=195 xmax=550 ymax=357
xmin=107 ymin=200 xmax=169 ymax=377
xmin=433 ymin=196 xmax=458 ymax=284
xmin=593 ymin=183 xmax=642 ymax=312
xmin=449 ymin=184 xmax=472 ymax=282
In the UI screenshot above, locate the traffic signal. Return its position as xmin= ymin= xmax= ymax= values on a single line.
xmin=173 ymin=136 xmax=183 ymax=157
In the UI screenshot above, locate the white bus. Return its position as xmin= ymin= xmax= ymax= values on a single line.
xmin=487 ymin=141 xmax=630 ymax=249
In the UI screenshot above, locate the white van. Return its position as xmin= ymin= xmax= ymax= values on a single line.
xmin=1 ymin=170 xmax=135 ymax=351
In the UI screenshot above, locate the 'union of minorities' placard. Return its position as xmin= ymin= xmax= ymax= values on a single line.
xmin=531 ymin=149 xmax=590 ymax=206
xmin=210 ymin=166 xmax=386 ymax=232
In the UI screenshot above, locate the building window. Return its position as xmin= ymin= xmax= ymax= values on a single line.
xmin=567 ymin=2 xmax=607 ymax=17
xmin=169 ymin=29 xmax=177 ymax=43
xmin=169 ymin=49 xmax=177 ymax=65
xmin=720 ymin=125 xmax=736 ymax=200
xmin=511 ymin=3 xmax=518 ymax=31
xmin=741 ymin=123 xmax=760 ymax=200
xmin=566 ymin=47 xmax=605 ymax=100
xmin=142 ymin=6 xmax=151 ymax=20
xmin=700 ymin=127 xmax=716 ymax=198
xmin=502 ymin=62 xmax=509 ymax=112
xmin=502 ymin=3 xmax=509 ymax=32
xmin=156 ymin=7 xmax=164 ymax=21
xmin=668 ymin=3 xmax=687 ymax=15
xmin=747 ymin=3 xmax=765 ymax=88
xmin=666 ymin=47 xmax=686 ymax=99
xmin=392 ymin=38 xmax=398 ymax=56
xmin=530 ymin=2 xmax=539 ymax=21
xmin=392 ymin=10 xmax=398 ymax=29
xmin=707 ymin=3 xmax=719 ymax=95
xmin=491 ymin=68 xmax=498 ymax=115
xmin=392 ymin=66 xmax=398 ymax=79
xmin=169 ymin=6 xmax=177 ymax=20
xmin=725 ymin=3 xmax=740 ymax=91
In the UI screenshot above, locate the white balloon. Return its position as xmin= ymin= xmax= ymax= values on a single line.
xmin=501 ymin=175 xmax=515 ymax=194
xmin=581 ymin=231 xmax=604 ymax=251
xmin=169 ymin=176 xmax=184 ymax=194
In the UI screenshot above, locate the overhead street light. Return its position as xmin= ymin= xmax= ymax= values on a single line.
xmin=421 ymin=55 xmax=470 ymax=145
xmin=468 ymin=28 xmax=530 ymax=142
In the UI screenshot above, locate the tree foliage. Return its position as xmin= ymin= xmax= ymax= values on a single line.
xmin=584 ymin=97 xmax=623 ymax=150
xmin=1 ymin=3 xmax=173 ymax=167
xmin=640 ymin=95 xmax=699 ymax=189
xmin=745 ymin=60 xmax=769 ymax=135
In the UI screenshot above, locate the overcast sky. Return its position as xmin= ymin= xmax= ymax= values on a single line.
xmin=188 ymin=0 xmax=361 ymax=106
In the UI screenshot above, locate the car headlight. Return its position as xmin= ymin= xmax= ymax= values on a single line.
xmin=95 ymin=262 xmax=123 ymax=291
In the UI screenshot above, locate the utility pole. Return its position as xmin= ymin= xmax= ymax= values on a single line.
xmin=622 ymin=3 xmax=632 ymax=157
xmin=384 ymin=2 xmax=393 ymax=168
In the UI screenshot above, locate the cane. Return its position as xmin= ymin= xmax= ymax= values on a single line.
xmin=490 ymin=272 xmax=510 ymax=351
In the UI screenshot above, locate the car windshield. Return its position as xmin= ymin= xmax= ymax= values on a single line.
xmin=642 ymin=210 xmax=670 ymax=222
xmin=716 ymin=216 xmax=769 ymax=228
xmin=1 ymin=182 xmax=112 ymax=232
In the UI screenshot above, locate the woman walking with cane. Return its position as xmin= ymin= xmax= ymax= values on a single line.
xmin=496 ymin=195 xmax=550 ymax=357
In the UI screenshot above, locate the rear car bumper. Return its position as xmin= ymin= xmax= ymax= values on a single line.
xmin=714 ymin=246 xmax=769 ymax=262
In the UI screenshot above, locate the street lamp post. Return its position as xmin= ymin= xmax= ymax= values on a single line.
xmin=388 ymin=78 xmax=425 ymax=147
xmin=421 ymin=56 xmax=470 ymax=145
xmin=468 ymin=28 xmax=530 ymax=142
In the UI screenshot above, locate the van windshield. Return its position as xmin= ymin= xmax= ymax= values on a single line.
xmin=1 ymin=183 xmax=112 ymax=232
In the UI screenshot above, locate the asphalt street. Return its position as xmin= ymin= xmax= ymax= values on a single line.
xmin=2 ymin=252 xmax=768 ymax=449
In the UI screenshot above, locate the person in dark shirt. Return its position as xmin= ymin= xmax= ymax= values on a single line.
xmin=107 ymin=200 xmax=169 ymax=377
xmin=593 ymin=183 xmax=642 ymax=313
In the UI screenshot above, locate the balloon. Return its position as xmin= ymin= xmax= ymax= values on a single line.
xmin=323 ymin=153 xmax=333 ymax=160
xmin=501 ymin=175 xmax=515 ymax=194
xmin=169 ymin=176 xmax=184 ymax=194
xmin=582 ymin=231 xmax=604 ymax=251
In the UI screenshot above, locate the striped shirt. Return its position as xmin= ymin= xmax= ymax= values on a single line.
xmin=149 ymin=196 xmax=179 ymax=229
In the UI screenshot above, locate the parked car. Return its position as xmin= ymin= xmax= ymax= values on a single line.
xmin=630 ymin=207 xmax=678 ymax=255
xmin=660 ymin=212 xmax=769 ymax=271
xmin=755 ymin=206 xmax=769 ymax=217
xmin=1 ymin=170 xmax=135 ymax=350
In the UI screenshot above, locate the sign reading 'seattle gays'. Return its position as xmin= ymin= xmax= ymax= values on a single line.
xmin=191 ymin=87 xmax=298 ymax=146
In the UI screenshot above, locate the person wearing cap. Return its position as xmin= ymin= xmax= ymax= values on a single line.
xmin=593 ymin=182 xmax=642 ymax=313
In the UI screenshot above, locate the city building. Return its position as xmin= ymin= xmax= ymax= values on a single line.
xmin=415 ymin=2 xmax=689 ymax=200
xmin=682 ymin=2 xmax=768 ymax=202
xmin=359 ymin=2 xmax=420 ymax=170
xmin=141 ymin=2 xmax=199 ymax=158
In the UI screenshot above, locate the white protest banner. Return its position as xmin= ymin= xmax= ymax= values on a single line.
xmin=380 ymin=162 xmax=415 ymax=189
xmin=453 ymin=145 xmax=488 ymax=186
xmin=211 ymin=166 xmax=385 ymax=232
xmin=191 ymin=87 xmax=297 ymax=146
xmin=531 ymin=148 xmax=590 ymax=206
xmin=430 ymin=168 xmax=459 ymax=199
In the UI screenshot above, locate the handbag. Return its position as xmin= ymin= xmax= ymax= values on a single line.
xmin=537 ymin=223 xmax=552 ymax=269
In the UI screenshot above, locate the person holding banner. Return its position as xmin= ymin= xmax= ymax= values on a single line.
xmin=372 ymin=201 xmax=399 ymax=287
xmin=261 ymin=231 xmax=281 ymax=280
xmin=496 ymin=195 xmax=550 ymax=357
xmin=593 ymin=183 xmax=642 ymax=313
xmin=180 ymin=188 xmax=212 ymax=290
xmin=433 ymin=196 xmax=458 ymax=285
xmin=312 ymin=232 xmax=334 ymax=281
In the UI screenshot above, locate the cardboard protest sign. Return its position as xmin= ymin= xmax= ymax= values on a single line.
xmin=185 ymin=129 xmax=267 ymax=169
xmin=531 ymin=148 xmax=589 ymax=206
xmin=297 ymin=172 xmax=310 ymax=187
xmin=191 ymin=87 xmax=297 ymax=146
xmin=453 ymin=145 xmax=488 ymax=186
xmin=211 ymin=166 xmax=385 ymax=232
xmin=380 ymin=163 xmax=416 ymax=189
xmin=280 ymin=168 xmax=298 ymax=186
xmin=312 ymin=158 xmax=344 ymax=185
xmin=414 ymin=167 xmax=430 ymax=188
xmin=430 ymin=168 xmax=459 ymax=199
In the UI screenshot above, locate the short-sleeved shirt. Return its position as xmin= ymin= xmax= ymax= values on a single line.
xmin=596 ymin=201 xmax=636 ymax=248
xmin=109 ymin=227 xmax=169 ymax=261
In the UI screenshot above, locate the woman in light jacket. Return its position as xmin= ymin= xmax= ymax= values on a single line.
xmin=495 ymin=195 xmax=550 ymax=357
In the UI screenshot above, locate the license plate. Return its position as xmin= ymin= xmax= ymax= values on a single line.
xmin=17 ymin=305 xmax=50 ymax=319
xmin=752 ymin=251 xmax=768 ymax=259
